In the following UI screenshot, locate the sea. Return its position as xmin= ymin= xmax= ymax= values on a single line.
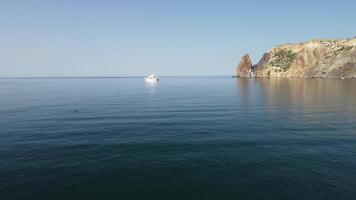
xmin=0 ymin=77 xmax=355 ymax=200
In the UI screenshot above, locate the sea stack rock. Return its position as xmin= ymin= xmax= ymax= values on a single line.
xmin=235 ymin=54 xmax=253 ymax=77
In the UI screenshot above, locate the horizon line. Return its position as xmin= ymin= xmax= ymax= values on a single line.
xmin=0 ymin=75 xmax=233 ymax=79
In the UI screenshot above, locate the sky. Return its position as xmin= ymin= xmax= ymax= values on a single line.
xmin=1 ymin=0 xmax=356 ymax=77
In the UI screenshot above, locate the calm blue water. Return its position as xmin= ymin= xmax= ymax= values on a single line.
xmin=0 ymin=77 xmax=356 ymax=200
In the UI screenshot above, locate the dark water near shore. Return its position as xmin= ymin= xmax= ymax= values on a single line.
xmin=0 ymin=77 xmax=355 ymax=200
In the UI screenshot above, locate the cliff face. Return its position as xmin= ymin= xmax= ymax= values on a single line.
xmin=236 ymin=38 xmax=356 ymax=78
xmin=235 ymin=54 xmax=253 ymax=77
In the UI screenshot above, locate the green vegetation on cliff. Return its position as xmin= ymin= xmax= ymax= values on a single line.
xmin=269 ymin=50 xmax=297 ymax=72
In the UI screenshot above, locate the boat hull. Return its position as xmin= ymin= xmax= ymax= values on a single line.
xmin=144 ymin=78 xmax=159 ymax=82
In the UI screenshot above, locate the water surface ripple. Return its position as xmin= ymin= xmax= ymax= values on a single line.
xmin=0 ymin=77 xmax=355 ymax=200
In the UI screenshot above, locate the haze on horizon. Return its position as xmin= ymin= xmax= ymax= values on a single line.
xmin=1 ymin=0 xmax=356 ymax=77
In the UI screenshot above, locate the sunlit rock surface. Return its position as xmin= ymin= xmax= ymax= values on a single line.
xmin=236 ymin=38 xmax=356 ymax=78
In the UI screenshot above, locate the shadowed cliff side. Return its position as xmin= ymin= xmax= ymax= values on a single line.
xmin=235 ymin=38 xmax=356 ymax=78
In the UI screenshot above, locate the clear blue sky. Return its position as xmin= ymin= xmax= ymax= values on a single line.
xmin=1 ymin=0 xmax=356 ymax=77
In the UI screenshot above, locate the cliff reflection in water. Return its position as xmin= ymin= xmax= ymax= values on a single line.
xmin=237 ymin=78 xmax=356 ymax=108
xmin=236 ymin=78 xmax=356 ymax=132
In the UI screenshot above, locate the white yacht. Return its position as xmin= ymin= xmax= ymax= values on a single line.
xmin=144 ymin=74 xmax=159 ymax=82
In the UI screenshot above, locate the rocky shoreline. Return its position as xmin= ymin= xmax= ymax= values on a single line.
xmin=235 ymin=38 xmax=356 ymax=78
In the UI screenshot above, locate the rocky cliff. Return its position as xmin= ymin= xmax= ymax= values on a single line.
xmin=235 ymin=38 xmax=356 ymax=78
xmin=235 ymin=54 xmax=253 ymax=77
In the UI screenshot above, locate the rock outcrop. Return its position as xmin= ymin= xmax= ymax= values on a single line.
xmin=235 ymin=38 xmax=356 ymax=78
xmin=235 ymin=54 xmax=253 ymax=77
